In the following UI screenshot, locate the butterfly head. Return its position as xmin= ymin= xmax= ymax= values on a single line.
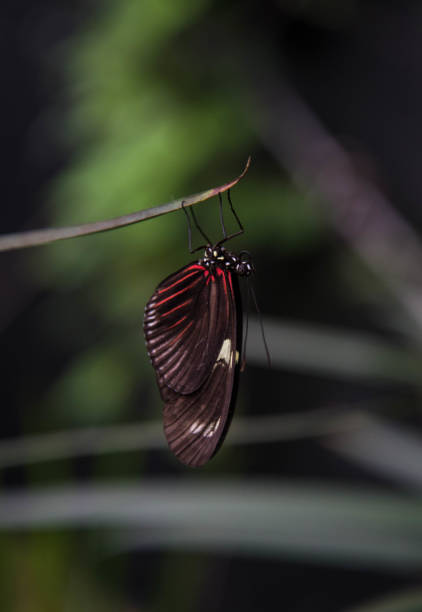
xmin=201 ymin=245 xmax=254 ymax=277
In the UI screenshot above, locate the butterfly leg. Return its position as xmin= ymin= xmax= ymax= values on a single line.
xmin=181 ymin=200 xmax=211 ymax=253
xmin=217 ymin=189 xmax=245 ymax=246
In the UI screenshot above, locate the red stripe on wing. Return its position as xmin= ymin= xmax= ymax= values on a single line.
xmin=157 ymin=268 xmax=203 ymax=295
xmin=160 ymin=299 xmax=192 ymax=318
xmin=155 ymin=277 xmax=202 ymax=307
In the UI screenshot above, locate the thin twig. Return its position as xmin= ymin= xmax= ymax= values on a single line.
xmin=0 ymin=157 xmax=251 ymax=252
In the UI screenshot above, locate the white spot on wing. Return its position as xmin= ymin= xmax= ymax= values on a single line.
xmin=203 ymin=417 xmax=221 ymax=438
xmin=217 ymin=338 xmax=232 ymax=365
xmin=188 ymin=419 xmax=204 ymax=435
xmin=188 ymin=417 xmax=221 ymax=438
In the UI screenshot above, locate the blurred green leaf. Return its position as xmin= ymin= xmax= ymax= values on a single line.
xmin=345 ymin=588 xmax=422 ymax=612
xmin=248 ymin=318 xmax=422 ymax=384
xmin=0 ymin=408 xmax=368 ymax=469
xmin=0 ymin=481 xmax=421 ymax=570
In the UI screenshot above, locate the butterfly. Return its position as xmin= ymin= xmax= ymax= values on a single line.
xmin=143 ymin=192 xmax=254 ymax=467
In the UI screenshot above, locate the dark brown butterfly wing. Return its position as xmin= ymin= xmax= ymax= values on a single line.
xmin=144 ymin=264 xmax=232 ymax=395
xmin=144 ymin=263 xmax=242 ymax=467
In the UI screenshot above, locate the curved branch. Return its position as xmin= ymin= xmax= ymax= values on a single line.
xmin=0 ymin=157 xmax=251 ymax=252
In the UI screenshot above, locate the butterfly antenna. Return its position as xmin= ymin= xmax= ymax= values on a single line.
xmin=249 ymin=283 xmax=272 ymax=369
xmin=181 ymin=200 xmax=211 ymax=253
xmin=241 ymin=280 xmax=251 ymax=372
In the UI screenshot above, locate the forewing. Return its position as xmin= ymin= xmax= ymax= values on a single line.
xmin=161 ymin=272 xmax=241 ymax=467
xmin=144 ymin=263 xmax=231 ymax=394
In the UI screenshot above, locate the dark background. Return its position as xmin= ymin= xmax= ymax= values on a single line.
xmin=1 ymin=1 xmax=422 ymax=610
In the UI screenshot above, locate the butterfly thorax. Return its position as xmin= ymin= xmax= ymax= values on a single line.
xmin=200 ymin=245 xmax=254 ymax=277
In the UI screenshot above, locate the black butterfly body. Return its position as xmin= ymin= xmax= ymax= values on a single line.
xmin=144 ymin=244 xmax=253 ymax=467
